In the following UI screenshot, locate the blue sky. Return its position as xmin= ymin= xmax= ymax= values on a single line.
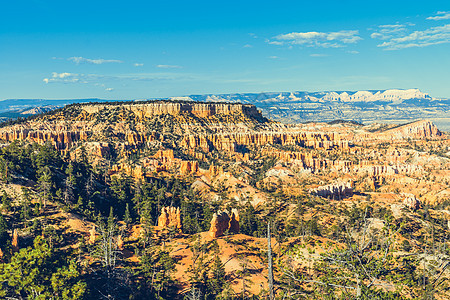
xmin=1 ymin=0 xmax=449 ymax=99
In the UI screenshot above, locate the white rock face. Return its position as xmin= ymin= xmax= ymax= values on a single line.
xmin=321 ymin=89 xmax=430 ymax=103
xmin=186 ymin=88 xmax=432 ymax=104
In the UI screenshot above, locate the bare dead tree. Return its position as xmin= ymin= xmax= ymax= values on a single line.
xmin=268 ymin=221 xmax=275 ymax=300
xmin=280 ymin=208 xmax=402 ymax=298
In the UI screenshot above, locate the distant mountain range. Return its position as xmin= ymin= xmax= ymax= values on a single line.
xmin=175 ymin=89 xmax=450 ymax=131
xmin=1 ymin=89 xmax=449 ymax=130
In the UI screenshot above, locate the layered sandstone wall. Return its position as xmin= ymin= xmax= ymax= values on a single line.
xmin=180 ymin=131 xmax=349 ymax=153
xmin=0 ymin=129 xmax=88 ymax=150
xmin=310 ymin=181 xmax=353 ymax=200
xmin=82 ymin=102 xmax=262 ymax=119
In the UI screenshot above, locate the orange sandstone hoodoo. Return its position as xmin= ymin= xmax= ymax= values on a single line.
xmin=209 ymin=209 xmax=239 ymax=238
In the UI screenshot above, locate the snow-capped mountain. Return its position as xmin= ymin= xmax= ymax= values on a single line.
xmin=169 ymin=89 xmax=448 ymax=130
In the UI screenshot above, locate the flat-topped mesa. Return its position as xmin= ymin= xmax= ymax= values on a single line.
xmin=81 ymin=102 xmax=264 ymax=119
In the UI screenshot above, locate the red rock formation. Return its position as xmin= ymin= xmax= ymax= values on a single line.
xmin=209 ymin=165 xmax=224 ymax=177
xmin=382 ymin=120 xmax=443 ymax=140
xmin=229 ymin=209 xmax=240 ymax=233
xmin=89 ymin=225 xmax=96 ymax=244
xmin=154 ymin=149 xmax=175 ymax=160
xmin=82 ymin=102 xmax=262 ymax=119
xmin=310 ymin=181 xmax=353 ymax=200
xmin=0 ymin=129 xmax=88 ymax=151
xmin=157 ymin=207 xmax=182 ymax=232
xmin=12 ymin=229 xmax=19 ymax=252
xmin=180 ymin=161 xmax=199 ymax=175
xmin=209 ymin=209 xmax=240 ymax=238
xmin=117 ymin=235 xmax=124 ymax=250
xmin=180 ymin=131 xmax=350 ymax=154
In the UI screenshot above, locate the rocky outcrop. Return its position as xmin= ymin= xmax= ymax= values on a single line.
xmin=180 ymin=161 xmax=199 ymax=175
xmin=229 ymin=209 xmax=240 ymax=233
xmin=356 ymin=164 xmax=423 ymax=177
xmin=157 ymin=207 xmax=182 ymax=232
xmin=117 ymin=235 xmax=124 ymax=250
xmin=109 ymin=163 xmax=145 ymax=181
xmin=82 ymin=102 xmax=263 ymax=119
xmin=89 ymin=225 xmax=96 ymax=244
xmin=310 ymin=181 xmax=353 ymax=200
xmin=209 ymin=165 xmax=224 ymax=177
xmin=403 ymin=194 xmax=421 ymax=210
xmin=383 ymin=120 xmax=443 ymax=140
xmin=209 ymin=209 xmax=239 ymax=238
xmin=12 ymin=229 xmax=19 ymax=252
xmin=0 ymin=129 xmax=88 ymax=151
xmin=181 ymin=131 xmax=350 ymax=153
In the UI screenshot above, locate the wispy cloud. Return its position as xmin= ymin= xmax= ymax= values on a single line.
xmin=427 ymin=11 xmax=450 ymax=21
xmin=133 ymin=63 xmax=144 ymax=67
xmin=370 ymin=24 xmax=412 ymax=40
xmin=269 ymin=30 xmax=362 ymax=48
xmin=375 ymin=24 xmax=450 ymax=50
xmin=68 ymin=56 xmax=123 ymax=64
xmin=105 ymin=88 xmax=114 ymax=92
xmin=243 ymin=44 xmax=253 ymax=48
xmin=310 ymin=53 xmax=328 ymax=57
xmin=347 ymin=50 xmax=359 ymax=54
xmin=156 ymin=64 xmax=183 ymax=69
xmin=268 ymin=56 xmax=279 ymax=59
xmin=43 ymin=72 xmax=83 ymax=83
xmin=43 ymin=72 xmax=190 ymax=85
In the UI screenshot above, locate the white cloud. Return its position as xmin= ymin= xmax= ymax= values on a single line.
xmin=243 ymin=44 xmax=253 ymax=48
xmin=156 ymin=64 xmax=182 ymax=69
xmin=310 ymin=53 xmax=328 ymax=57
xmin=105 ymin=88 xmax=114 ymax=92
xmin=347 ymin=50 xmax=359 ymax=54
xmin=270 ymin=30 xmax=362 ymax=48
xmin=370 ymin=24 xmax=411 ymax=40
xmin=269 ymin=56 xmax=279 ymax=59
xmin=134 ymin=63 xmax=144 ymax=67
xmin=68 ymin=56 xmax=123 ymax=64
xmin=43 ymin=72 xmax=190 ymax=86
xmin=43 ymin=72 xmax=81 ymax=83
xmin=427 ymin=11 xmax=450 ymax=21
xmin=376 ymin=24 xmax=450 ymax=50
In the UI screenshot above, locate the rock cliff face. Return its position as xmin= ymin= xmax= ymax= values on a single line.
xmin=356 ymin=164 xmax=423 ymax=177
xmin=12 ymin=229 xmax=19 ymax=252
xmin=157 ymin=207 xmax=182 ymax=233
xmin=82 ymin=102 xmax=263 ymax=119
xmin=180 ymin=161 xmax=199 ymax=175
xmin=382 ymin=120 xmax=443 ymax=140
xmin=0 ymin=129 xmax=88 ymax=151
xmin=180 ymin=132 xmax=349 ymax=153
xmin=310 ymin=182 xmax=353 ymax=200
xmin=209 ymin=209 xmax=239 ymax=238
